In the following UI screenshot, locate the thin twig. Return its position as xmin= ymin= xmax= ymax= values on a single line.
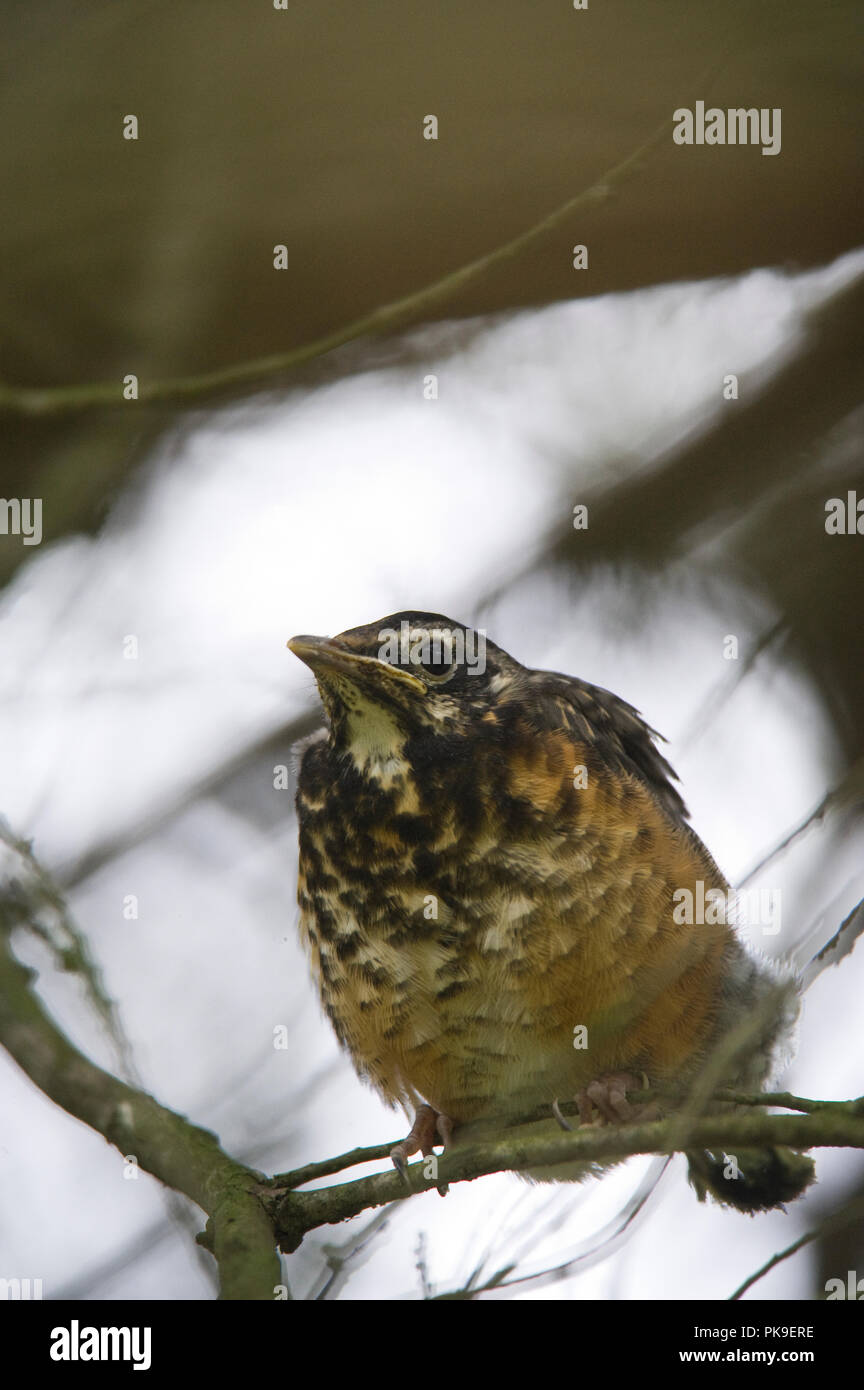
xmin=729 ymin=1192 xmax=864 ymax=1301
xmin=737 ymin=757 xmax=864 ymax=889
xmin=0 ymin=57 xmax=730 ymax=419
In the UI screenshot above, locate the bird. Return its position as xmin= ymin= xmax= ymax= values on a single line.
xmin=288 ymin=611 xmax=814 ymax=1211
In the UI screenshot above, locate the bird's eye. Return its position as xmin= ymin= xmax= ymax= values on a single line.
xmin=412 ymin=652 xmax=457 ymax=683
xmin=406 ymin=627 xmax=459 ymax=684
xmin=375 ymin=625 xmax=466 ymax=684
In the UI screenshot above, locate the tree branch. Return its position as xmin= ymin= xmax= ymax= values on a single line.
xmin=268 ymin=1105 xmax=864 ymax=1253
xmin=0 ymin=914 xmax=278 ymax=1300
xmin=729 ymin=1191 xmax=864 ymax=1301
xmin=5 ymin=893 xmax=864 ymax=1278
xmin=0 ymin=57 xmax=732 ymax=419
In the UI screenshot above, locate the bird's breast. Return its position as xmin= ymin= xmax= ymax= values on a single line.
xmin=294 ymin=733 xmax=750 ymax=1122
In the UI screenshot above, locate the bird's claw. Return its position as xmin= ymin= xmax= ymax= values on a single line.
xmin=576 ymin=1071 xmax=658 ymax=1126
xmin=552 ymin=1097 xmax=573 ymax=1131
xmin=390 ymin=1103 xmax=453 ymax=1195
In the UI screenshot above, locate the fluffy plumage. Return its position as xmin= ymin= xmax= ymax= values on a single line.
xmin=289 ymin=611 xmax=813 ymax=1209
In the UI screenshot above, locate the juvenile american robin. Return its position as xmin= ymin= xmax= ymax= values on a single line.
xmin=288 ymin=611 xmax=814 ymax=1211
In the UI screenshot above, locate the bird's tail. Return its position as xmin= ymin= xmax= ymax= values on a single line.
xmin=686 ymin=1147 xmax=816 ymax=1213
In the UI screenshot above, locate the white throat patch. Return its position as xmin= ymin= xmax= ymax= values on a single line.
xmin=344 ymin=692 xmax=410 ymax=785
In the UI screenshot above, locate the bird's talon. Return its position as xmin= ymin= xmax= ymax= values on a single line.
xmin=390 ymin=1103 xmax=453 ymax=1185
xmin=435 ymin=1112 xmax=454 ymax=1148
xmin=576 ymin=1071 xmax=649 ymax=1126
xmin=390 ymin=1147 xmax=411 ymax=1185
xmin=552 ymin=1097 xmax=573 ymax=1131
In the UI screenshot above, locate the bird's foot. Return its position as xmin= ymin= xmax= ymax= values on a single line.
xmin=554 ymin=1072 xmax=658 ymax=1129
xmin=390 ymin=1103 xmax=453 ymax=1195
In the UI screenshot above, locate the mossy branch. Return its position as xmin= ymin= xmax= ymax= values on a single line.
xmin=0 ymin=916 xmax=279 ymax=1300
xmin=267 ymin=1104 xmax=864 ymax=1254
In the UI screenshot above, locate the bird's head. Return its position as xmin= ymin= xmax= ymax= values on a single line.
xmin=288 ymin=610 xmax=520 ymax=774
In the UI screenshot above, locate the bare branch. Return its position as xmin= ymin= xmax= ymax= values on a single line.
xmin=729 ymin=1192 xmax=864 ymax=1301
xmin=737 ymin=756 xmax=864 ymax=889
xmin=268 ymin=1104 xmax=864 ymax=1254
xmin=0 ymin=56 xmax=731 ymax=420
xmin=0 ymin=914 xmax=278 ymax=1300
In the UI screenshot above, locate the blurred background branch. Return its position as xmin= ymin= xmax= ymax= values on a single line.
xmin=2 ymin=0 xmax=861 ymax=585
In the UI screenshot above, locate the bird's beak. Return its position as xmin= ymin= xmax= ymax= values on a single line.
xmin=287 ymin=635 xmax=427 ymax=692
